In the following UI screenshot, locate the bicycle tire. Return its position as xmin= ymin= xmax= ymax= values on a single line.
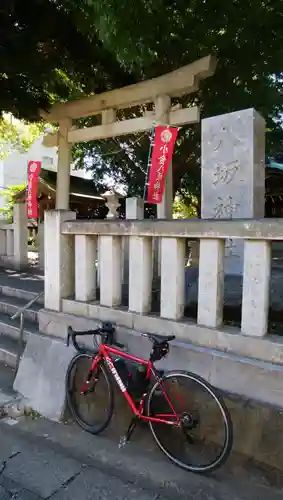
xmin=66 ymin=353 xmax=114 ymax=434
xmin=147 ymin=370 xmax=233 ymax=474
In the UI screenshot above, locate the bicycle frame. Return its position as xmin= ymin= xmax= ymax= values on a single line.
xmin=80 ymin=343 xmax=181 ymax=426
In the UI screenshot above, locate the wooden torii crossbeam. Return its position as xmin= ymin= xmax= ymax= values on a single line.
xmin=42 ymin=55 xmax=217 ymax=148
xmin=41 ymin=55 xmax=217 ymax=213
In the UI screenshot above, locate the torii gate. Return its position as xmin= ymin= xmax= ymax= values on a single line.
xmin=42 ymin=55 xmax=217 ymax=219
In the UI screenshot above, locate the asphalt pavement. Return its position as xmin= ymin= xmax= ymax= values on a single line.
xmin=0 ymin=414 xmax=282 ymax=500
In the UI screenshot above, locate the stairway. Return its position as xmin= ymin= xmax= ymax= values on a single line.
xmin=0 ymin=271 xmax=44 ymax=413
xmin=0 ymin=286 xmax=43 ymax=370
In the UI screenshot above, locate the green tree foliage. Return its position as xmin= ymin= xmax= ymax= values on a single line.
xmin=73 ymin=0 xmax=283 ymax=198
xmin=173 ymin=195 xmax=198 ymax=219
xmin=0 ymin=184 xmax=26 ymax=222
xmin=0 ymin=0 xmax=135 ymax=120
xmin=0 ymin=113 xmax=45 ymax=160
xmin=1 ymin=0 xmax=282 ymax=201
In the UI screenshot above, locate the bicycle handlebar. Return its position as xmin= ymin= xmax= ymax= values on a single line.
xmin=66 ymin=328 xmax=97 ymax=352
xmin=66 ymin=322 xmax=124 ymax=353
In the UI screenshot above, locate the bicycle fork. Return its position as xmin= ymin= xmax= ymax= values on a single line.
xmin=80 ymin=356 xmax=101 ymax=394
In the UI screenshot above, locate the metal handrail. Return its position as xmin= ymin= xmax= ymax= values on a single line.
xmin=11 ymin=291 xmax=44 ymax=320
xmin=11 ymin=291 xmax=44 ymax=373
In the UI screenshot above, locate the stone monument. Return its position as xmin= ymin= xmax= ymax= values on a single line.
xmin=201 ymin=108 xmax=266 ymax=275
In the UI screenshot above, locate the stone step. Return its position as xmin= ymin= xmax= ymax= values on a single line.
xmin=0 ymin=389 xmax=16 ymax=410
xmin=0 ymin=285 xmax=44 ymax=305
xmin=0 ymin=363 xmax=25 ymax=418
xmin=0 ymin=311 xmax=38 ymax=343
xmin=0 ymin=294 xmax=41 ymax=323
xmin=0 ymin=363 xmax=15 ymax=400
xmin=0 ymin=335 xmax=19 ymax=369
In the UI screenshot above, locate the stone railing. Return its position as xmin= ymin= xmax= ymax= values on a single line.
xmin=43 ymin=202 xmax=283 ymax=348
xmin=0 ymin=204 xmax=45 ymax=270
xmin=0 ymin=204 xmax=28 ymax=269
xmin=61 ymin=216 xmax=279 ymax=332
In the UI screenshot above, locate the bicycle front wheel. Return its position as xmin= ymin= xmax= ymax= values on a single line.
xmin=66 ymin=353 xmax=114 ymax=434
xmin=147 ymin=371 xmax=233 ymax=474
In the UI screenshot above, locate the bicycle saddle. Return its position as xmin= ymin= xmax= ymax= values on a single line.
xmin=142 ymin=332 xmax=175 ymax=344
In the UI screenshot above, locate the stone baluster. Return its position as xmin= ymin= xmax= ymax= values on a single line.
xmin=100 ymin=189 xmax=122 ymax=287
xmin=38 ymin=222 xmax=44 ymax=269
xmin=100 ymin=235 xmax=122 ymax=307
xmin=126 ymin=196 xmax=144 ymax=278
xmin=197 ymin=239 xmax=225 ymax=327
xmin=241 ymin=240 xmax=271 ymax=337
xmin=44 ymin=210 xmax=76 ymax=311
xmin=75 ymin=235 xmax=97 ymax=302
xmin=0 ymin=227 xmax=7 ymax=258
xmin=6 ymin=229 xmax=13 ymax=257
xmin=160 ymin=237 xmax=186 ymax=320
xmin=127 ymin=198 xmax=153 ymax=314
xmin=13 ymin=203 xmax=28 ymax=269
xmin=97 ymin=237 xmax=100 ymax=287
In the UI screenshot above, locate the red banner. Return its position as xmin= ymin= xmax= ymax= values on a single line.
xmin=26 ymin=161 xmax=41 ymax=219
xmin=146 ymin=126 xmax=178 ymax=204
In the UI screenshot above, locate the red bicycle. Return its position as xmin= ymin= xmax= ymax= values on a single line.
xmin=66 ymin=322 xmax=233 ymax=474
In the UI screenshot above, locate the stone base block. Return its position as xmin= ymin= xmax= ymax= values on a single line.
xmin=13 ymin=333 xmax=75 ymax=421
xmin=38 ymin=307 xmax=283 ymax=409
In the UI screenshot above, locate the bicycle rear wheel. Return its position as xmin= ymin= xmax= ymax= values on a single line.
xmin=66 ymin=353 xmax=114 ymax=434
xmin=147 ymin=371 xmax=233 ymax=474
